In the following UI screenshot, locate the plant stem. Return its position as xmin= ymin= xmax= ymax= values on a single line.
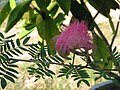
xmin=10 ymin=58 xmax=119 ymax=72
xmin=110 ymin=15 xmax=120 ymax=49
xmin=82 ymin=0 xmax=109 ymax=46
xmin=94 ymin=23 xmax=109 ymax=46
xmin=72 ymin=50 xmax=76 ymax=65
xmin=92 ymin=0 xmax=106 ymax=20
xmin=9 ymin=58 xmax=69 ymax=66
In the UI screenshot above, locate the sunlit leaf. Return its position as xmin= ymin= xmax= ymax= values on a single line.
xmin=10 ymin=0 xmax=16 ymax=10
xmin=0 ymin=2 xmax=11 ymax=26
xmin=5 ymin=0 xmax=32 ymax=32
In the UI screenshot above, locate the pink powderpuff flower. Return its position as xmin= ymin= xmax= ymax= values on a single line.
xmin=56 ymin=20 xmax=93 ymax=57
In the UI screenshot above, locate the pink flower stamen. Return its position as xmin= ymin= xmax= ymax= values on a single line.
xmin=56 ymin=20 xmax=93 ymax=56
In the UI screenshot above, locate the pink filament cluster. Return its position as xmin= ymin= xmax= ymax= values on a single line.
xmin=56 ymin=20 xmax=93 ymax=56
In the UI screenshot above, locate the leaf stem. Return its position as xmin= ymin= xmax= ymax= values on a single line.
xmin=92 ymin=0 xmax=106 ymax=20
xmin=72 ymin=50 xmax=76 ymax=65
xmin=94 ymin=23 xmax=109 ymax=46
xmin=9 ymin=58 xmax=119 ymax=72
xmin=82 ymin=0 xmax=109 ymax=46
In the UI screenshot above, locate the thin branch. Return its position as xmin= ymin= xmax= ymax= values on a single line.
xmin=9 ymin=58 xmax=119 ymax=72
xmin=9 ymin=58 xmax=37 ymax=62
xmin=9 ymin=58 xmax=69 ymax=66
xmin=86 ymin=66 xmax=118 ymax=71
xmin=87 ymin=0 xmax=106 ymax=31
xmin=93 ymin=0 xmax=106 ymax=20
xmin=74 ymin=51 xmax=92 ymax=56
xmin=72 ymin=51 xmax=76 ymax=65
xmin=87 ymin=66 xmax=120 ymax=80
xmin=82 ymin=0 xmax=109 ymax=46
xmin=110 ymin=15 xmax=120 ymax=49
xmin=9 ymin=57 xmax=120 ymax=80
xmin=95 ymin=23 xmax=110 ymax=46
xmin=48 ymin=62 xmax=69 ymax=66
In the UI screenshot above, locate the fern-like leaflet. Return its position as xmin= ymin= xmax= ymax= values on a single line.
xmin=0 ymin=32 xmax=31 ymax=89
